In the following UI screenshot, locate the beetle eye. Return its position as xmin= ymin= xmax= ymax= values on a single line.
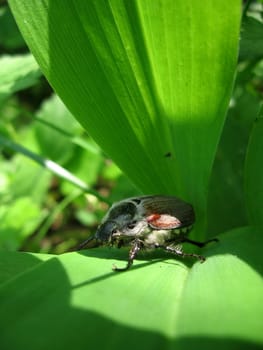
xmin=111 ymin=228 xmax=118 ymax=234
xmin=127 ymin=221 xmax=137 ymax=229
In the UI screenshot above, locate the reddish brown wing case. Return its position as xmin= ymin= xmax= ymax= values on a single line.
xmin=138 ymin=195 xmax=195 ymax=229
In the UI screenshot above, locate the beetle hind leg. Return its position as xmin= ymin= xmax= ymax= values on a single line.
xmin=165 ymin=244 xmax=206 ymax=263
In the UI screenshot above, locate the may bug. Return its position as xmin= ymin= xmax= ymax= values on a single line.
xmin=78 ymin=195 xmax=217 ymax=271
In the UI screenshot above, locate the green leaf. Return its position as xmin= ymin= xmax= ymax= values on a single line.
xmin=61 ymin=140 xmax=104 ymax=192
xmin=244 ymin=106 xmax=263 ymax=225
xmin=6 ymin=155 xmax=51 ymax=205
xmin=0 ymin=227 xmax=262 ymax=350
xmin=239 ymin=16 xmax=263 ymax=61
xmin=207 ymin=89 xmax=261 ymax=235
xmin=0 ymin=250 xmax=52 ymax=285
xmin=34 ymin=94 xmax=81 ymax=164
xmin=0 ymin=197 xmax=45 ymax=250
xmin=0 ymin=6 xmax=26 ymax=50
xmin=9 ymin=1 xmax=241 ymax=237
xmin=0 ymin=53 xmax=41 ymax=104
xmin=0 ymin=126 xmax=52 ymax=205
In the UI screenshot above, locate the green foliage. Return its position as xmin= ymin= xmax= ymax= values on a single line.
xmin=245 ymin=105 xmax=263 ymax=225
xmin=0 ymin=6 xmax=25 ymax=50
xmin=7 ymin=0 xmax=241 ymax=237
xmin=0 ymin=228 xmax=262 ymax=350
xmin=34 ymin=95 xmax=82 ymax=164
xmin=0 ymin=1 xmax=263 ymax=350
xmin=0 ymin=54 xmax=41 ymax=105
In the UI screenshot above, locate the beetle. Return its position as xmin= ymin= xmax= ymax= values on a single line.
xmin=78 ymin=195 xmax=218 ymax=271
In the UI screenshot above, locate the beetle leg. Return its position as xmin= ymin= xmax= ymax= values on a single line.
xmin=165 ymin=244 xmax=206 ymax=263
xmin=112 ymin=239 xmax=142 ymax=272
xmin=182 ymin=237 xmax=218 ymax=248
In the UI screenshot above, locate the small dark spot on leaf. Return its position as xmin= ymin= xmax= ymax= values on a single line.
xmin=164 ymin=152 xmax=172 ymax=158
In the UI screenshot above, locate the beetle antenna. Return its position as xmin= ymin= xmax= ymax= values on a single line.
xmin=77 ymin=236 xmax=96 ymax=250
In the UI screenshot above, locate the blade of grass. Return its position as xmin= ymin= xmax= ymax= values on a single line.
xmin=0 ymin=134 xmax=110 ymax=204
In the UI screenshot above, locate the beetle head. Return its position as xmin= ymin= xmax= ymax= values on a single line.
xmin=95 ymin=220 xmax=118 ymax=242
xmin=95 ymin=200 xmax=147 ymax=243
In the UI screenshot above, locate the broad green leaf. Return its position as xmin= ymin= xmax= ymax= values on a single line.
xmin=9 ymin=1 xmax=241 ymax=238
xmin=0 ymin=227 xmax=262 ymax=350
xmin=0 ymin=251 xmax=52 ymax=285
xmin=244 ymin=107 xmax=263 ymax=225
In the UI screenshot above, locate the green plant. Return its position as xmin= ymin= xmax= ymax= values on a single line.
xmin=0 ymin=1 xmax=263 ymax=350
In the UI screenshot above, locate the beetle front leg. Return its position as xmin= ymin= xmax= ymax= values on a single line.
xmin=112 ymin=240 xmax=142 ymax=272
xmin=165 ymin=244 xmax=206 ymax=263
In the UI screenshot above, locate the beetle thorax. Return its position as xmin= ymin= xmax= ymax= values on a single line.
xmin=112 ymin=219 xmax=150 ymax=239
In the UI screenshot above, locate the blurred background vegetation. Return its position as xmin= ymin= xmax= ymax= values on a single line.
xmin=0 ymin=1 xmax=140 ymax=254
xmin=0 ymin=0 xmax=263 ymax=255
